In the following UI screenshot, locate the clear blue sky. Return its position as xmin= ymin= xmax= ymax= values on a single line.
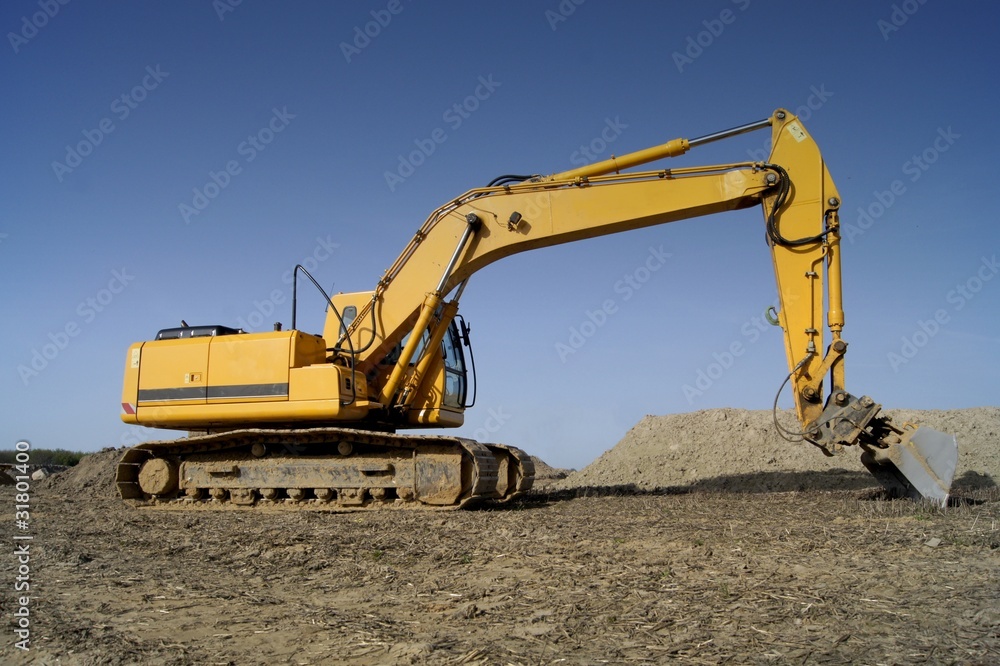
xmin=2 ymin=1 xmax=998 ymax=469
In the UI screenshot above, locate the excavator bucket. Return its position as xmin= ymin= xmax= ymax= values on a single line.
xmin=861 ymin=427 xmax=958 ymax=507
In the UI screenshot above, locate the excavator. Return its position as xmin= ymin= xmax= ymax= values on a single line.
xmin=117 ymin=108 xmax=958 ymax=510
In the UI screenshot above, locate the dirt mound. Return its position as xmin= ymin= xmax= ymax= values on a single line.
xmin=40 ymin=447 xmax=125 ymax=497
xmin=560 ymin=407 xmax=1000 ymax=493
xmin=527 ymin=456 xmax=574 ymax=492
xmin=529 ymin=456 xmax=573 ymax=479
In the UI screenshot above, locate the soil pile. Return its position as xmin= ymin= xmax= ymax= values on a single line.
xmin=40 ymin=447 xmax=124 ymax=497
xmin=528 ymin=457 xmax=574 ymax=490
xmin=560 ymin=407 xmax=999 ymax=493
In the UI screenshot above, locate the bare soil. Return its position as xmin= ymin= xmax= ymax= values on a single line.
xmin=2 ymin=408 xmax=998 ymax=665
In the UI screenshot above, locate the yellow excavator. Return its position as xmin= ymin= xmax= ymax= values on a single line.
xmin=117 ymin=108 xmax=958 ymax=509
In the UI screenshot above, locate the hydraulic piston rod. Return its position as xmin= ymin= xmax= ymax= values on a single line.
xmin=550 ymin=114 xmax=773 ymax=182
xmin=688 ymin=116 xmax=772 ymax=148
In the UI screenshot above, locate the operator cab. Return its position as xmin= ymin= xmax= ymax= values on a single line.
xmin=380 ymin=319 xmax=470 ymax=409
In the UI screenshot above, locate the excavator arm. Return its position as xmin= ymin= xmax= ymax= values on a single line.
xmin=119 ymin=108 xmax=957 ymax=509
xmin=335 ymin=108 xmax=957 ymax=504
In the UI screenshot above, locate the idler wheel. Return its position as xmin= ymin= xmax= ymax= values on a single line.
xmin=138 ymin=458 xmax=178 ymax=496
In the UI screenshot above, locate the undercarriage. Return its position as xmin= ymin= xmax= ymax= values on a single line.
xmin=117 ymin=427 xmax=534 ymax=510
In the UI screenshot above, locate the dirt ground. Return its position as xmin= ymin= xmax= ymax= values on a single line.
xmin=2 ymin=409 xmax=998 ymax=665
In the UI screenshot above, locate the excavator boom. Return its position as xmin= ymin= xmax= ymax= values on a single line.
xmin=118 ymin=108 xmax=958 ymax=509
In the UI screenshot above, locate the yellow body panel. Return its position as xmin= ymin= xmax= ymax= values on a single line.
xmin=120 ymin=343 xmax=142 ymax=424
xmin=121 ymin=330 xmax=369 ymax=428
xmin=762 ymin=115 xmax=841 ymax=426
xmin=133 ymin=337 xmax=210 ymax=407
xmin=206 ymin=333 xmax=291 ymax=404
xmin=288 ymin=364 xmax=365 ymax=403
xmin=410 ymin=407 xmax=464 ymax=427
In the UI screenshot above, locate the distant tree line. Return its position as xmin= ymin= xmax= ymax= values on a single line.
xmin=0 ymin=449 xmax=85 ymax=466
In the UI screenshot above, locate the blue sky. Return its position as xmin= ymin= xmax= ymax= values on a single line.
xmin=2 ymin=1 xmax=998 ymax=469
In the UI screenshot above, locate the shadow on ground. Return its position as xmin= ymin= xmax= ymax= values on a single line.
xmin=523 ymin=470 xmax=996 ymax=506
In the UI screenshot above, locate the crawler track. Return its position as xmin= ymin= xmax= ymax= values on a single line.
xmin=116 ymin=427 xmax=533 ymax=510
